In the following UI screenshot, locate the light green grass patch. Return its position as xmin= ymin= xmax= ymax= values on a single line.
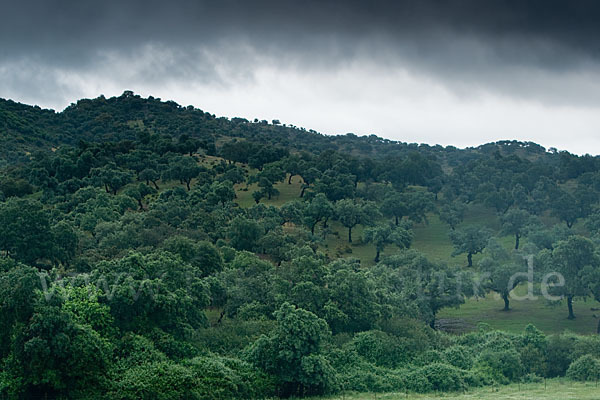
xmin=315 ymin=379 xmax=600 ymax=400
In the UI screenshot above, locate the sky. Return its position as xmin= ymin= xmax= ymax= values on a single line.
xmin=2 ymin=0 xmax=600 ymax=154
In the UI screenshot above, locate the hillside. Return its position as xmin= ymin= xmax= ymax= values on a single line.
xmin=1 ymin=92 xmax=600 ymax=398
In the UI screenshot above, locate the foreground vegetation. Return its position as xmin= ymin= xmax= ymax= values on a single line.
xmin=2 ymin=92 xmax=600 ymax=398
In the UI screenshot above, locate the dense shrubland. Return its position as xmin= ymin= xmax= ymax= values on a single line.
xmin=1 ymin=92 xmax=600 ymax=398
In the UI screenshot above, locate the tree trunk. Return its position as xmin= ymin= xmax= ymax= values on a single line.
xmin=300 ymin=185 xmax=306 ymax=197
xmin=311 ymin=221 xmax=317 ymax=235
xmin=515 ymin=233 xmax=520 ymax=250
xmin=430 ymin=316 xmax=436 ymax=330
xmin=567 ymin=295 xmax=576 ymax=319
xmin=502 ymin=293 xmax=510 ymax=311
xmin=374 ymin=249 xmax=380 ymax=263
xmin=395 ymin=215 xmax=399 ymax=226
xmin=152 ymin=180 xmax=159 ymax=190
xmin=597 ymin=319 xmax=600 ymax=335
xmin=288 ymin=174 xmax=293 ymax=184
xmin=186 ymin=180 xmax=191 ymax=191
xmin=467 ymin=252 xmax=473 ymax=267
xmin=217 ymin=310 xmax=225 ymax=325
xmin=348 ymin=227 xmax=353 ymax=243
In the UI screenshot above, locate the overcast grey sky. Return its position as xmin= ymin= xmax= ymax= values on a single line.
xmin=2 ymin=0 xmax=600 ymax=154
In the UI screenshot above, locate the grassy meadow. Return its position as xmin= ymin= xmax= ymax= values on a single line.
xmin=314 ymin=379 xmax=600 ymax=400
xmin=214 ymin=163 xmax=600 ymax=336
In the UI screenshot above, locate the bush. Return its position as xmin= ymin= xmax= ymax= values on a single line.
xmin=416 ymin=363 xmax=466 ymax=392
xmin=475 ymin=349 xmax=523 ymax=384
xmin=546 ymin=333 xmax=577 ymax=377
xmin=184 ymin=356 xmax=275 ymax=399
xmin=379 ymin=317 xmax=438 ymax=358
xmin=567 ymin=355 xmax=600 ymax=382
xmin=413 ymin=349 xmax=447 ymax=366
xmin=350 ymin=330 xmax=410 ymax=368
xmin=444 ymin=345 xmax=473 ymax=370
xmin=462 ymin=369 xmax=494 ymax=387
xmin=573 ymin=335 xmax=600 ymax=360
xmin=403 ymin=369 xmax=433 ymax=393
xmin=328 ymin=348 xmax=404 ymax=393
xmin=110 ymin=361 xmax=198 ymax=400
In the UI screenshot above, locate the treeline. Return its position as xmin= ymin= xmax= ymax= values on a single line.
xmin=1 ymin=93 xmax=600 ymax=398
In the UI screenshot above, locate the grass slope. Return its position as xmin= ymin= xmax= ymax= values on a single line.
xmin=437 ymin=288 xmax=600 ymax=335
xmin=316 ymin=379 xmax=600 ymax=400
xmin=195 ymin=157 xmax=600 ymax=335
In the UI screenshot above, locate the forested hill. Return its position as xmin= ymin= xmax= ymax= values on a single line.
xmin=3 ymin=91 xmax=600 ymax=398
xmin=1 ymin=91 xmax=583 ymax=165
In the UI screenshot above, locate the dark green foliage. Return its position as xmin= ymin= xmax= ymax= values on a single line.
xmin=475 ymin=349 xmax=523 ymax=384
xmin=245 ymin=303 xmax=337 ymax=397
xmin=567 ymin=355 xmax=600 ymax=382
xmin=0 ymin=198 xmax=53 ymax=265
xmin=417 ymin=363 xmax=467 ymax=392
xmin=444 ymin=345 xmax=474 ymax=370
xmin=228 ymin=216 xmax=264 ymax=251
xmin=162 ymin=236 xmax=223 ymax=276
xmin=2 ymin=93 xmax=600 ymax=398
xmin=335 ymin=198 xmax=380 ymax=243
xmin=350 ymin=330 xmax=411 ymax=368
xmin=363 ymin=221 xmax=412 ymax=262
xmin=2 ymin=288 xmax=113 ymax=398
xmin=550 ymin=235 xmax=599 ymax=319
xmin=479 ymin=239 xmax=527 ymax=311
xmin=450 ymin=226 xmax=492 ymax=267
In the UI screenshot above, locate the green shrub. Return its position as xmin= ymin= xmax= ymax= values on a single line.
xmin=110 ymin=360 xmax=198 ymax=400
xmin=444 ymin=345 xmax=473 ymax=370
xmin=478 ymin=332 xmax=518 ymax=352
xmin=403 ymin=368 xmax=433 ymax=393
xmin=462 ymin=369 xmax=494 ymax=387
xmin=413 ymin=349 xmax=447 ymax=366
xmin=147 ymin=328 xmax=199 ymax=360
xmin=115 ymin=333 xmax=168 ymax=365
xmin=567 ymin=355 xmax=600 ymax=382
xmin=546 ymin=333 xmax=577 ymax=377
xmin=475 ymin=349 xmax=523 ymax=384
xmin=328 ymin=348 xmax=404 ymax=393
xmin=184 ymin=355 xmax=275 ymax=399
xmin=350 ymin=330 xmax=410 ymax=368
xmin=573 ymin=335 xmax=600 ymax=360
xmin=417 ymin=363 xmax=466 ymax=392
xmin=379 ymin=317 xmax=438 ymax=359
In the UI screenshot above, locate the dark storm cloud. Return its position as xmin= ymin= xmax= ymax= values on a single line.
xmin=3 ymin=0 xmax=600 ymax=109
xmin=3 ymin=0 xmax=600 ymax=67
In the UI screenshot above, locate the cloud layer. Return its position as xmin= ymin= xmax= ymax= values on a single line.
xmin=2 ymin=0 xmax=600 ymax=154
